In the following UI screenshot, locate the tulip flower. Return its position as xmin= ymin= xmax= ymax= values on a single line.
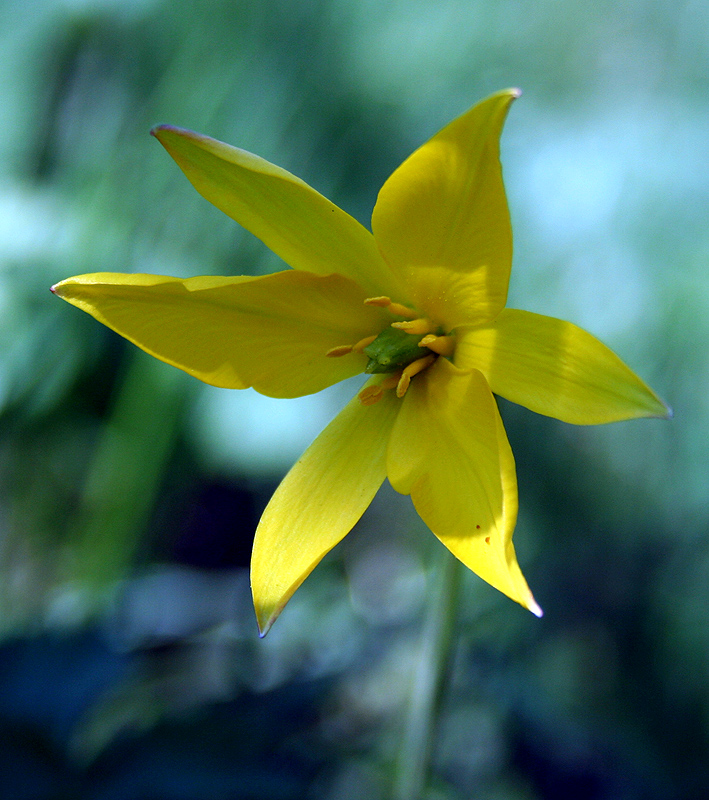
xmin=52 ymin=90 xmax=669 ymax=634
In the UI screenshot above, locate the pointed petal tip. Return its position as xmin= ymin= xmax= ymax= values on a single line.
xmin=150 ymin=123 xmax=178 ymax=139
xmin=255 ymin=603 xmax=280 ymax=638
xmin=646 ymin=397 xmax=672 ymax=420
xmin=151 ymin=123 xmax=198 ymax=142
xmin=528 ymin=598 xmax=544 ymax=618
xmin=494 ymin=87 xmax=521 ymax=105
xmin=50 ymin=280 xmax=68 ymax=297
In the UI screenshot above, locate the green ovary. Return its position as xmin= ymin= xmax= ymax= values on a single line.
xmin=363 ymin=326 xmax=431 ymax=374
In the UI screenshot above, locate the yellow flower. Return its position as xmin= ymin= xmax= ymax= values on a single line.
xmin=52 ymin=90 xmax=669 ymax=634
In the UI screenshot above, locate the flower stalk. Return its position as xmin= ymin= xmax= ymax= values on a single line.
xmin=392 ymin=545 xmax=463 ymax=800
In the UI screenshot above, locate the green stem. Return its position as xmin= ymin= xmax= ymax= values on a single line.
xmin=392 ymin=545 xmax=463 ymax=800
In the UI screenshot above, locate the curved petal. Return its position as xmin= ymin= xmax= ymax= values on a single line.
xmin=387 ymin=359 xmax=540 ymax=615
xmin=251 ymin=382 xmax=400 ymax=634
xmin=456 ymin=309 xmax=671 ymax=424
xmin=152 ymin=126 xmax=402 ymax=299
xmin=52 ymin=270 xmax=388 ymax=397
xmin=371 ymin=90 xmax=518 ymax=328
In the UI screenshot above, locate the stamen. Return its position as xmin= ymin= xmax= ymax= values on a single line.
xmin=364 ymin=296 xmax=418 ymax=319
xmin=391 ymin=318 xmax=433 ymax=336
xmin=326 ymin=334 xmax=377 ymax=358
xmin=352 ymin=335 xmax=377 ymax=353
xmin=326 ymin=345 xmax=354 ymax=358
xmin=387 ymin=302 xmax=418 ymax=318
xmin=358 ymin=385 xmax=383 ymax=406
xmin=357 ymin=372 xmax=402 ymax=406
xmin=380 ymin=373 xmax=402 ymax=391
xmin=396 ymin=354 xmax=435 ymax=397
xmin=419 ymin=334 xmax=455 ymax=357
xmin=364 ymin=296 xmax=392 ymax=307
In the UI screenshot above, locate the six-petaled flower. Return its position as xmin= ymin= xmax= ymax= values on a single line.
xmin=52 ymin=90 xmax=669 ymax=634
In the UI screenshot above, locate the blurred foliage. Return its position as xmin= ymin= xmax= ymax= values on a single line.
xmin=0 ymin=0 xmax=707 ymax=797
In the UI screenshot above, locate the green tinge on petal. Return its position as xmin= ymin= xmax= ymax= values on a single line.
xmin=456 ymin=309 xmax=671 ymax=425
xmin=251 ymin=383 xmax=400 ymax=635
xmin=152 ymin=126 xmax=402 ymax=299
xmin=371 ymin=90 xmax=518 ymax=328
xmin=387 ymin=359 xmax=540 ymax=616
xmin=52 ymin=271 xmax=388 ymax=398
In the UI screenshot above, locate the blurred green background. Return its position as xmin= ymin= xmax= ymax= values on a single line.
xmin=0 ymin=0 xmax=707 ymax=797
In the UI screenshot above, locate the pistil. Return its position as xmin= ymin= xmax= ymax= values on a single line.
xmin=325 ymin=296 xmax=454 ymax=405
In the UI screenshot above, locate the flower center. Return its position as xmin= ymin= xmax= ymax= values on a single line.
xmin=362 ymin=325 xmax=432 ymax=374
xmin=326 ymin=295 xmax=455 ymax=405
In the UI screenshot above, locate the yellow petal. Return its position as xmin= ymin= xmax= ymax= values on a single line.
xmin=371 ymin=90 xmax=518 ymax=328
xmin=152 ymin=126 xmax=402 ymax=299
xmin=387 ymin=359 xmax=540 ymax=615
xmin=456 ymin=309 xmax=670 ymax=424
xmin=252 ymin=382 xmax=400 ymax=634
xmin=52 ymin=270 xmax=388 ymax=397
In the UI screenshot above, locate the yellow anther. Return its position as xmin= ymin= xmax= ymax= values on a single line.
xmin=358 ymin=385 xmax=383 ymax=406
xmin=379 ymin=373 xmax=402 ymax=391
xmin=396 ymin=354 xmax=435 ymax=398
xmin=395 ymin=374 xmax=411 ymax=398
xmin=419 ymin=334 xmax=455 ymax=357
xmin=387 ymin=302 xmax=418 ymax=318
xmin=326 ymin=345 xmax=354 ymax=358
xmin=352 ymin=334 xmax=377 ymax=353
xmin=358 ymin=372 xmax=402 ymax=406
xmin=326 ymin=334 xmax=377 ymax=358
xmin=390 ymin=318 xmax=433 ymax=336
xmin=364 ymin=296 xmax=418 ymax=319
